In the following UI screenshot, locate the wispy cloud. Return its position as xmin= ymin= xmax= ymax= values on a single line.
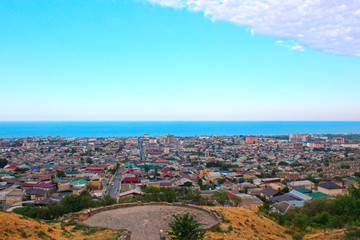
xmin=276 ymin=40 xmax=304 ymax=52
xmin=147 ymin=0 xmax=360 ymax=57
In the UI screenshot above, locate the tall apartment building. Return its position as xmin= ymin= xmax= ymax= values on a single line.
xmin=289 ymin=133 xmax=307 ymax=143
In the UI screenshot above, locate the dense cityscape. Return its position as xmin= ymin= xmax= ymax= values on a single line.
xmin=1 ymin=133 xmax=359 ymax=209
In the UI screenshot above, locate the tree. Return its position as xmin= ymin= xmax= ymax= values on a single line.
xmin=98 ymin=195 xmax=117 ymax=206
xmin=56 ymin=170 xmax=66 ymax=178
xmin=15 ymin=168 xmax=29 ymax=172
xmin=86 ymin=157 xmax=93 ymax=164
xmin=211 ymin=191 xmax=229 ymax=206
xmin=119 ymin=196 xmax=136 ymax=203
xmin=0 ymin=158 xmax=8 ymax=169
xmin=217 ymin=178 xmax=226 ymax=184
xmin=168 ymin=213 xmax=205 ymax=240
xmin=161 ymin=187 xmax=177 ymax=203
xmin=293 ymin=212 xmax=309 ymax=231
xmin=142 ymin=186 xmax=161 ymax=202
xmin=231 ymin=196 xmax=242 ymax=207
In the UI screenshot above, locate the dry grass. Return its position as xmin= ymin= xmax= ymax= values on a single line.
xmin=0 ymin=210 xmax=122 ymax=240
xmin=203 ymin=207 xmax=292 ymax=240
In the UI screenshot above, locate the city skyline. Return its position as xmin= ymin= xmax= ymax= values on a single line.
xmin=1 ymin=0 xmax=360 ymax=121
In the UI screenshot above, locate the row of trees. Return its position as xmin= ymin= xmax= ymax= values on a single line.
xmin=13 ymin=191 xmax=116 ymax=219
xmin=120 ymin=186 xmax=242 ymax=207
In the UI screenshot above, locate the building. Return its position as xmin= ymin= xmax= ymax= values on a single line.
xmin=5 ymin=189 xmax=24 ymax=204
xmin=288 ymin=180 xmax=315 ymax=190
xmin=22 ymin=142 xmax=39 ymax=149
xmin=293 ymin=143 xmax=303 ymax=150
xmin=25 ymin=189 xmax=48 ymax=201
xmin=307 ymin=142 xmax=325 ymax=148
xmin=246 ymin=136 xmax=258 ymax=144
xmin=163 ymin=146 xmax=170 ymax=154
xmin=121 ymin=177 xmax=139 ymax=184
xmin=3 ymin=164 xmax=18 ymax=172
xmin=289 ymin=133 xmax=307 ymax=143
xmin=261 ymin=187 xmax=281 ymax=199
xmin=163 ymin=133 xmax=175 ymax=144
xmin=234 ymin=193 xmax=263 ymax=210
xmin=318 ymin=182 xmax=343 ymax=196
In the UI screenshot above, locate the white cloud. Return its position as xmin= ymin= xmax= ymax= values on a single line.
xmin=277 ymin=40 xmax=305 ymax=52
xmin=147 ymin=0 xmax=360 ymax=57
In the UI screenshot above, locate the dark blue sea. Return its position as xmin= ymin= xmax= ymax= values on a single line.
xmin=0 ymin=121 xmax=359 ymax=138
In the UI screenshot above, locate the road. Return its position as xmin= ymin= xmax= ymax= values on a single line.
xmin=138 ymin=137 xmax=146 ymax=161
xmin=106 ymin=171 xmax=121 ymax=199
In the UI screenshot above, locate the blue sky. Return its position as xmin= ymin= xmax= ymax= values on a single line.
xmin=1 ymin=0 xmax=359 ymax=121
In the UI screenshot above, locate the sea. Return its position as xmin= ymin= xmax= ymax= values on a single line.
xmin=0 ymin=121 xmax=359 ymax=138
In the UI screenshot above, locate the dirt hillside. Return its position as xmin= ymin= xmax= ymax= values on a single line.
xmin=0 ymin=210 xmax=122 ymax=240
xmin=204 ymin=207 xmax=292 ymax=240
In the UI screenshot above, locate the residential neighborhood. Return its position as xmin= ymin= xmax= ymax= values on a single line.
xmin=0 ymin=133 xmax=359 ymax=214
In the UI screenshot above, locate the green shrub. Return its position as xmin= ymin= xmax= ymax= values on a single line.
xmin=37 ymin=231 xmax=46 ymax=238
xmin=20 ymin=231 xmax=27 ymax=238
xmin=292 ymin=232 xmax=305 ymax=240
xmin=66 ymin=219 xmax=77 ymax=226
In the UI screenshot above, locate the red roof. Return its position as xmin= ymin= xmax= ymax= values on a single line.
xmin=156 ymin=159 xmax=167 ymax=162
xmin=227 ymin=191 xmax=234 ymax=200
xmin=5 ymin=164 xmax=18 ymax=169
xmin=121 ymin=177 xmax=139 ymax=184
xmin=38 ymin=176 xmax=51 ymax=182
xmin=160 ymin=168 xmax=170 ymax=173
xmin=23 ymin=183 xmax=56 ymax=188
xmin=86 ymin=165 xmax=107 ymax=170
xmin=162 ymin=173 xmax=173 ymax=178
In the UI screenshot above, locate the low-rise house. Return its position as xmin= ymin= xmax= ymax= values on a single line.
xmin=121 ymin=177 xmax=139 ymax=184
xmin=119 ymin=189 xmax=144 ymax=198
xmin=273 ymin=201 xmax=295 ymax=214
xmin=272 ymin=194 xmax=300 ymax=203
xmin=247 ymin=187 xmax=263 ymax=195
xmin=309 ymin=192 xmax=331 ymax=199
xmin=208 ymin=172 xmax=221 ymax=181
xmin=5 ymin=189 xmax=24 ymax=204
xmin=261 ymin=187 xmax=281 ymax=199
xmin=288 ymin=180 xmax=315 ymax=190
xmin=288 ymin=189 xmax=312 ymax=201
xmin=25 ymin=189 xmax=48 ymax=201
xmin=22 ymin=183 xmax=57 ymax=192
xmin=234 ymin=193 xmax=263 ymax=210
xmin=317 ymin=181 xmax=343 ymax=196
xmin=3 ymin=164 xmax=18 ymax=172
xmin=294 ymin=188 xmax=312 ymax=194
xmin=237 ymin=182 xmax=256 ymax=191
xmin=66 ymin=171 xmax=79 ymax=177
xmin=269 ymin=182 xmax=286 ymax=191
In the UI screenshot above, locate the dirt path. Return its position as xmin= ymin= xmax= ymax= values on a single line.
xmin=83 ymin=205 xmax=218 ymax=240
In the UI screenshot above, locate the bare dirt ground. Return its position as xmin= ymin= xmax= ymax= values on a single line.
xmin=83 ymin=205 xmax=219 ymax=240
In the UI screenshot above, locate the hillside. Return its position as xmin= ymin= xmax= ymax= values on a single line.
xmin=203 ymin=207 xmax=356 ymax=240
xmin=204 ymin=207 xmax=292 ymax=240
xmin=1 ymin=207 xmax=355 ymax=240
xmin=0 ymin=210 xmax=123 ymax=240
